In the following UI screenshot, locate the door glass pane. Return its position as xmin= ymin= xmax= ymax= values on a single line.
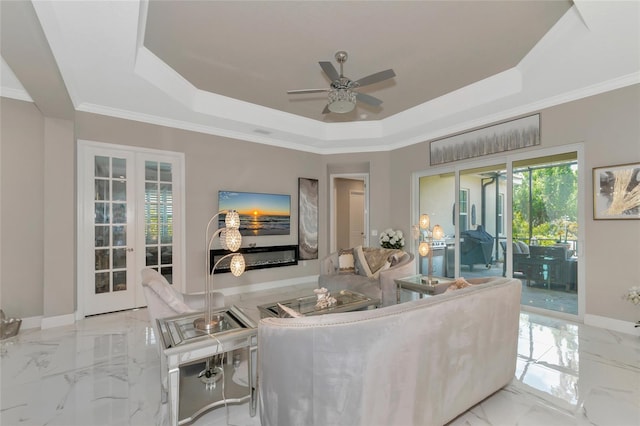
xmin=161 ymin=246 xmax=172 ymax=265
xmin=145 ymin=161 xmax=158 ymax=181
xmin=112 ymin=203 xmax=126 ymax=224
xmin=113 ymin=248 xmax=127 ymax=269
xmin=160 ymin=162 xmax=172 ymax=182
xmin=112 ymin=226 xmax=126 ymax=246
xmin=513 ymin=153 xmax=578 ymax=315
xmin=459 ymin=164 xmax=505 ymax=278
xmin=112 ymin=180 xmax=126 ymax=201
xmin=112 ymin=158 xmax=126 ymax=179
xmin=95 ymin=272 xmax=110 ymax=294
xmin=145 ymin=161 xmax=174 ymax=283
xmin=95 ymin=156 xmax=109 ymax=178
xmin=95 ymin=249 xmax=110 ymax=271
xmin=113 ymin=271 xmax=127 ymax=292
xmin=95 ymin=180 xmax=109 ymax=201
xmin=95 ymin=203 xmax=110 ymax=224
xmin=146 ymin=246 xmax=158 ymax=266
xmin=95 ymin=226 xmax=110 ymax=247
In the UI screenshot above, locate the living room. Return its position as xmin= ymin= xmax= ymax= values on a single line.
xmin=1 ymin=1 xmax=639 ymax=425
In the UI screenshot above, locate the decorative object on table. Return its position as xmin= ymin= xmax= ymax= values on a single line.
xmin=429 ymin=113 xmax=540 ymax=165
xmin=195 ymin=209 xmax=246 ymax=387
xmin=414 ymin=214 xmax=444 ymax=285
xmin=379 ymin=228 xmax=405 ymax=249
xmin=593 ymin=163 xmax=640 ymax=220
xmin=298 ymin=178 xmax=319 ymax=260
xmin=314 ymin=287 xmax=337 ymax=309
xmin=623 ymin=286 xmax=640 ymax=328
xmin=0 ymin=309 xmax=22 ymax=340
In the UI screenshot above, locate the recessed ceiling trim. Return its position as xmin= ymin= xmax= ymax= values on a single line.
xmin=383 ymin=68 xmax=523 ymax=137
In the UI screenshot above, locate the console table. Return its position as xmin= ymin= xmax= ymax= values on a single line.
xmin=156 ymin=306 xmax=257 ymax=426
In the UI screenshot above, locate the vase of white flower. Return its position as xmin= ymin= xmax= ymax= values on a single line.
xmin=623 ymin=286 xmax=640 ymax=328
xmin=379 ymin=228 xmax=405 ymax=249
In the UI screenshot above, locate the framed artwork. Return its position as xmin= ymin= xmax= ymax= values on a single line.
xmin=430 ymin=114 xmax=540 ymax=165
xmin=593 ymin=163 xmax=640 ymax=220
xmin=298 ymin=178 xmax=318 ymax=259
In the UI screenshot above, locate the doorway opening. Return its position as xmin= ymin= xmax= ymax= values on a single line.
xmin=329 ymin=174 xmax=369 ymax=253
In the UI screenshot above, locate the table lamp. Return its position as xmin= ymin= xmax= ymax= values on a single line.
xmin=417 ymin=213 xmax=444 ymax=285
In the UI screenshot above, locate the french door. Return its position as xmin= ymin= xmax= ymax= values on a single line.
xmin=77 ymin=141 xmax=184 ymax=317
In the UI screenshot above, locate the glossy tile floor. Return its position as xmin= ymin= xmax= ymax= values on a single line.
xmin=1 ymin=283 xmax=638 ymax=426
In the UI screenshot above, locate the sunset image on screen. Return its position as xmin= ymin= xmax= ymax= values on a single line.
xmin=218 ymin=191 xmax=291 ymax=236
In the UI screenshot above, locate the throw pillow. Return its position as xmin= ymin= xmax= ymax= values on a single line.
xmin=338 ymin=249 xmax=355 ymax=274
xmin=353 ymin=245 xmax=373 ymax=277
xmin=370 ymin=261 xmax=391 ymax=279
xmin=445 ymin=277 xmax=473 ymax=293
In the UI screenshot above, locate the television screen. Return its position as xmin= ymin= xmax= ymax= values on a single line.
xmin=218 ymin=191 xmax=291 ymax=236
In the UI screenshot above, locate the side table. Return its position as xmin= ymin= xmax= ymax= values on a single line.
xmin=157 ymin=305 xmax=257 ymax=426
xmin=394 ymin=275 xmax=455 ymax=303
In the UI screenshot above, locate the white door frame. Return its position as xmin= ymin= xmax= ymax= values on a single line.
xmin=329 ymin=173 xmax=369 ymax=253
xmin=76 ymin=140 xmax=186 ymax=319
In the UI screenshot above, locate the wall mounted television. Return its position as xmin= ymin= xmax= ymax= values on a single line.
xmin=218 ymin=191 xmax=291 ymax=236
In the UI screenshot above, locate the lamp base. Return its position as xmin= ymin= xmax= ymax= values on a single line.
xmin=193 ymin=314 xmax=224 ymax=333
xmin=198 ymin=356 xmax=224 ymax=389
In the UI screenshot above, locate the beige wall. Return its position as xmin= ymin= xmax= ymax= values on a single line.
xmin=1 ymin=98 xmax=45 ymax=318
xmin=1 ymin=84 xmax=639 ymax=326
xmin=391 ymin=84 xmax=640 ymax=325
xmin=74 ymin=112 xmax=325 ymax=295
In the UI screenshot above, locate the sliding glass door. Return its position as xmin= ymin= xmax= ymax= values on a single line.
xmin=416 ymin=150 xmax=580 ymax=316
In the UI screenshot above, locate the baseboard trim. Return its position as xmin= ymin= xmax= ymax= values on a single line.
xmin=218 ymin=275 xmax=318 ymax=296
xmin=20 ymin=315 xmax=43 ymax=330
xmin=41 ymin=313 xmax=76 ymax=330
xmin=584 ymin=314 xmax=639 ymax=336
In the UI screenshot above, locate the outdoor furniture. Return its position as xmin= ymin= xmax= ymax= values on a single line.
xmin=460 ymin=225 xmax=494 ymax=271
xmin=500 ymin=241 xmax=530 ymax=277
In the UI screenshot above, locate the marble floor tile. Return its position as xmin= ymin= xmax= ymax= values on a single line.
xmin=1 ymin=284 xmax=638 ymax=426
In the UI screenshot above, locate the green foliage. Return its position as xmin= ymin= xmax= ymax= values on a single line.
xmin=513 ymin=163 xmax=577 ymax=242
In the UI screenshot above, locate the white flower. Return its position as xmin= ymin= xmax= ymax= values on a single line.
xmin=379 ymin=228 xmax=405 ymax=249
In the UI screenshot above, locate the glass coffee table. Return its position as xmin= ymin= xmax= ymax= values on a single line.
xmin=394 ymin=275 xmax=455 ymax=303
xmin=258 ymin=290 xmax=379 ymax=318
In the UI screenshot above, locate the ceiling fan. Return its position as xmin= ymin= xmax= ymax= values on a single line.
xmin=287 ymin=51 xmax=396 ymax=114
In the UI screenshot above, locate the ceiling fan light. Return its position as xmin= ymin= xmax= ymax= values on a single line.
xmin=328 ymin=89 xmax=356 ymax=113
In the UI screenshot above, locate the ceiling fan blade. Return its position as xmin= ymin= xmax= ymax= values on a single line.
xmin=319 ymin=61 xmax=340 ymax=81
xmin=355 ymin=69 xmax=396 ymax=87
xmin=356 ymin=92 xmax=383 ymax=107
xmin=322 ymin=104 xmax=330 ymax=114
xmin=287 ymin=88 xmax=330 ymax=94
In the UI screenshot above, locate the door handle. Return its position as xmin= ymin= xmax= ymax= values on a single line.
xmin=126 ymin=247 xmax=134 ymax=252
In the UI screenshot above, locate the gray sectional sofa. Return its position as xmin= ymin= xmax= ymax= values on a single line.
xmin=318 ymin=247 xmax=416 ymax=307
xmin=258 ymin=277 xmax=521 ymax=426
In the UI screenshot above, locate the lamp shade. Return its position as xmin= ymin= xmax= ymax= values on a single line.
xmin=221 ymin=228 xmax=242 ymax=252
xmin=229 ymin=254 xmax=245 ymax=277
xmin=224 ymin=210 xmax=240 ymax=229
xmin=419 ymin=214 xmax=430 ymax=230
xmin=432 ymin=225 xmax=445 ymax=240
xmin=418 ymin=241 xmax=430 ymax=257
